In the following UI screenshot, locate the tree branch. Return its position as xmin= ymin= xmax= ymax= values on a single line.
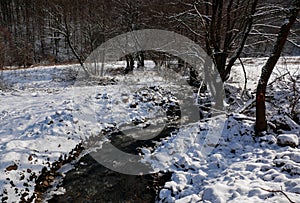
xmin=259 ymin=187 xmax=296 ymax=203
xmin=238 ymin=57 xmax=247 ymax=98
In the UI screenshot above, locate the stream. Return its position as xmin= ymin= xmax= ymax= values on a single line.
xmin=47 ymin=126 xmax=177 ymax=202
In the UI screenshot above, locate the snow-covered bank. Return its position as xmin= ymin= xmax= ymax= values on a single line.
xmin=144 ymin=113 xmax=300 ymax=202
xmin=0 ymin=65 xmax=82 ymax=202
xmin=0 ymin=61 xmax=180 ymax=201
xmin=0 ymin=57 xmax=299 ymax=202
xmin=142 ymin=56 xmax=300 ymax=202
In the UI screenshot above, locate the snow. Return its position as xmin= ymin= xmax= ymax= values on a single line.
xmin=0 ymin=57 xmax=299 ymax=202
xmin=0 ymin=65 xmax=83 ymax=202
xmin=0 ymin=60 xmax=184 ymax=201
xmin=142 ymin=56 xmax=300 ymax=203
xmin=145 ymin=116 xmax=300 ymax=202
xmin=277 ymin=134 xmax=299 ymax=148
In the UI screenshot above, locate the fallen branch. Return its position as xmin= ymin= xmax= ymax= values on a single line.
xmin=231 ymin=113 xmax=256 ymax=121
xmin=259 ymin=187 xmax=295 ymax=203
xmin=236 ymin=98 xmax=255 ymax=114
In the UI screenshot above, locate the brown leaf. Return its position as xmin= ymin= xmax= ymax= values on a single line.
xmin=6 ymin=163 xmax=18 ymax=171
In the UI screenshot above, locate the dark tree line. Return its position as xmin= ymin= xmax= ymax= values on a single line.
xmin=0 ymin=0 xmax=299 ymax=135
xmin=0 ymin=0 xmax=299 ymax=69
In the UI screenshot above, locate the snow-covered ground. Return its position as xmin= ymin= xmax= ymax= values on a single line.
xmin=0 ymin=61 xmax=181 ymax=202
xmin=0 ymin=65 xmax=84 ymax=202
xmin=143 ymin=57 xmax=300 ymax=203
xmin=0 ymin=57 xmax=299 ymax=202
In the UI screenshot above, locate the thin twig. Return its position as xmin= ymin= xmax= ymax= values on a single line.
xmin=238 ymin=57 xmax=247 ymax=98
xmin=196 ymin=81 xmax=204 ymax=105
xmin=259 ymin=187 xmax=296 ymax=203
xmin=268 ymin=72 xmax=289 ymax=86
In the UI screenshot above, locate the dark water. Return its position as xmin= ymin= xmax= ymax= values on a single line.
xmin=48 ymin=127 xmax=176 ymax=203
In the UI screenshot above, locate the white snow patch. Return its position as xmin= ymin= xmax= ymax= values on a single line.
xmin=277 ymin=134 xmax=299 ymax=148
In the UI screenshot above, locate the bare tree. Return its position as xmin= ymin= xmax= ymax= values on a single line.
xmin=162 ymin=0 xmax=258 ymax=82
xmin=112 ymin=0 xmax=146 ymax=72
xmin=245 ymin=0 xmax=300 ymax=56
xmin=45 ymin=3 xmax=90 ymax=75
xmin=255 ymin=0 xmax=300 ymax=134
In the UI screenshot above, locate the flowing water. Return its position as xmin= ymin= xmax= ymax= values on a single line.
xmin=48 ymin=126 xmax=176 ymax=202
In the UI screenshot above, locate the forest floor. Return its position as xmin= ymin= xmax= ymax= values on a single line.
xmin=0 ymin=57 xmax=299 ymax=202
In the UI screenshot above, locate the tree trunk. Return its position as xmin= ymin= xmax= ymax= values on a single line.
xmin=137 ymin=51 xmax=144 ymax=68
xmin=214 ymin=52 xmax=228 ymax=81
xmin=63 ymin=18 xmax=90 ymax=77
xmin=255 ymin=0 xmax=300 ymax=135
xmin=125 ymin=54 xmax=134 ymax=74
xmin=222 ymin=0 xmax=258 ymax=82
xmin=189 ymin=66 xmax=199 ymax=87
